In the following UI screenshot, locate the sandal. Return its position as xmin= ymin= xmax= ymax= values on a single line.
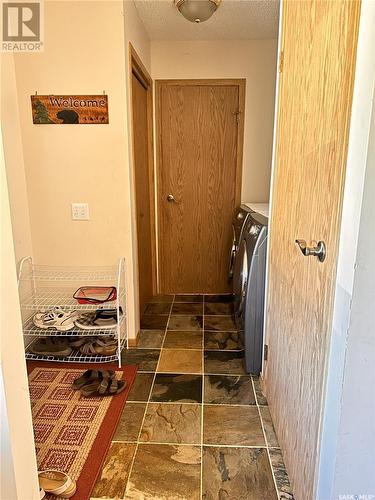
xmin=73 ymin=369 xmax=115 ymax=391
xmin=79 ymin=338 xmax=118 ymax=356
xmin=30 ymin=338 xmax=72 ymax=358
xmin=80 ymin=374 xmax=127 ymax=397
xmin=77 ymin=370 xmax=115 ymax=396
xmin=69 ymin=336 xmax=96 ymax=348
xmin=38 ymin=470 xmax=76 ymax=498
xmin=107 ymin=376 xmax=127 ymax=394
xmin=72 ymin=369 xmax=100 ymax=390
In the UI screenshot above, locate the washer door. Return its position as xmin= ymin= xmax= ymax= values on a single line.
xmin=228 ymin=225 xmax=237 ymax=281
xmin=233 ymin=238 xmax=248 ymax=318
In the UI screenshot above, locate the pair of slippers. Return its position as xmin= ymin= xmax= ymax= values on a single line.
xmin=72 ymin=369 xmax=126 ymax=396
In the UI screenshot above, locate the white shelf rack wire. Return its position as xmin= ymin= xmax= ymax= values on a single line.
xmin=18 ymin=257 xmax=127 ymax=367
xmin=25 ymin=337 xmax=127 ymax=364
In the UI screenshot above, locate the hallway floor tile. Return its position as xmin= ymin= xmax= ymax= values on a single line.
xmin=144 ymin=302 xmax=172 ymax=315
xmin=204 ymin=374 xmax=255 ymax=405
xmin=164 ymin=330 xmax=203 ymax=349
xmin=151 ymin=373 xmax=202 ymax=403
xmin=168 ymin=314 xmax=203 ymax=331
xmin=204 ymin=350 xmax=247 ymax=375
xmin=92 ymin=442 xmax=135 ymax=499
xmin=158 ymin=348 xmax=203 ymax=374
xmin=204 ymin=302 xmax=234 ymax=315
xmin=113 ymin=403 xmax=146 ymax=442
xmin=127 ymin=372 xmax=154 ymax=401
xmin=204 ymin=314 xmax=237 ymax=331
xmin=202 ymin=447 xmax=278 ymax=500
xmin=140 ymin=314 xmax=169 ymax=329
xmin=125 ymin=444 xmax=201 ymax=499
xmin=172 ymin=302 xmax=204 ymax=315
xmin=204 ymin=331 xmax=243 ymax=350
xmin=140 ymin=402 xmax=201 ymax=444
xmin=203 ymin=405 xmax=265 ymax=446
xmin=137 ymin=329 xmax=165 ymax=348
xmin=121 ymin=348 xmax=160 ymax=371
xmin=174 ymin=294 xmax=203 ymax=303
xmin=94 ymin=294 xmax=294 ymax=500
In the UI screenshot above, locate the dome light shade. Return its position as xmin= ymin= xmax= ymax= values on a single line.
xmin=175 ymin=0 xmax=221 ymax=23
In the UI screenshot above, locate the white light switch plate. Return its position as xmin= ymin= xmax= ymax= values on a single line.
xmin=71 ymin=203 xmax=90 ymax=220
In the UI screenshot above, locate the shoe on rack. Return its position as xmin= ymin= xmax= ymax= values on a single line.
xmin=79 ymin=337 xmax=118 ymax=356
xmin=33 ymin=307 xmax=77 ymax=331
xmin=96 ymin=307 xmax=123 ymax=321
xmin=29 ymin=338 xmax=72 ymax=358
xmin=68 ymin=336 xmax=96 ymax=348
xmin=74 ymin=309 xmax=122 ymax=330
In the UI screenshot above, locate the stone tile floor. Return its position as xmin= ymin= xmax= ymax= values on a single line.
xmin=91 ymin=294 xmax=294 ymax=500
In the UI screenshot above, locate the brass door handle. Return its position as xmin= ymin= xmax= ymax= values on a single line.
xmin=295 ymin=239 xmax=326 ymax=262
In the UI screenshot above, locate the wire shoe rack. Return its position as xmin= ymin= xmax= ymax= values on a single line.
xmin=18 ymin=257 xmax=127 ymax=367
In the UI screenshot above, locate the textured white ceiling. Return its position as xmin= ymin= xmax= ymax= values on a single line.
xmin=133 ymin=0 xmax=279 ymax=41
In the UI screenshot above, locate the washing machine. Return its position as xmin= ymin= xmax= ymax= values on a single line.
xmin=228 ymin=205 xmax=252 ymax=281
xmin=243 ymin=203 xmax=270 ymax=218
xmin=233 ymin=210 xmax=268 ymax=374
xmin=229 ymin=203 xmax=269 ymax=282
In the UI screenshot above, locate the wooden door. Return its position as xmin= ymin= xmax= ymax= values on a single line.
xmin=264 ymin=1 xmax=360 ymax=499
xmin=131 ymin=70 xmax=153 ymax=314
xmin=157 ymin=80 xmax=245 ymax=294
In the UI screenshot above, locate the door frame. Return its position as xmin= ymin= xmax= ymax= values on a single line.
xmin=128 ymin=43 xmax=157 ymax=303
xmin=155 ymin=79 xmax=246 ymax=293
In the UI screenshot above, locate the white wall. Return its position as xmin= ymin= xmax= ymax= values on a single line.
xmin=1 ymin=55 xmax=33 ymax=264
xmin=0 ymin=5 xmax=151 ymax=496
xmin=14 ymin=1 xmax=129 ymax=269
xmin=8 ymin=0 xmax=150 ymax=340
xmin=4 ymin=2 xmax=274 ymax=342
xmin=317 ymin=1 xmax=375 ymax=497
xmin=151 ymin=39 xmax=278 ymax=203
xmin=124 ymin=0 xmax=151 ymax=71
xmin=332 ymin=97 xmax=375 ymax=498
xmin=0 ymin=129 xmax=39 ymax=499
xmin=123 ymin=0 xmax=151 ymax=330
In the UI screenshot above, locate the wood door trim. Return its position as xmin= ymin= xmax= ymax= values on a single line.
xmin=155 ymin=79 xmax=246 ymax=292
xmin=130 ymin=43 xmax=151 ymax=89
xmin=156 ymin=78 xmax=246 ymax=87
xmin=129 ymin=44 xmax=157 ymax=298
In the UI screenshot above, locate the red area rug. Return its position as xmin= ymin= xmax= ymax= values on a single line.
xmin=27 ymin=361 xmax=137 ymax=500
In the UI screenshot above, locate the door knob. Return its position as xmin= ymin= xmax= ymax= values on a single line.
xmin=295 ymin=239 xmax=326 ymax=262
xmin=166 ymin=194 xmax=178 ymax=203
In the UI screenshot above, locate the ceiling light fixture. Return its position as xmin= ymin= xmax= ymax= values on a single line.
xmin=174 ymin=0 xmax=221 ymax=23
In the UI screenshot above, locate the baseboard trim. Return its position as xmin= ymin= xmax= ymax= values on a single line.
xmin=127 ymin=330 xmax=139 ymax=348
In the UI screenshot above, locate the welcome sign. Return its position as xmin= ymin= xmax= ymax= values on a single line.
xmin=31 ymin=95 xmax=109 ymax=124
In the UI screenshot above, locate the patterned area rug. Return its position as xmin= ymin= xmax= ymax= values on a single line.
xmin=27 ymin=362 xmax=137 ymax=500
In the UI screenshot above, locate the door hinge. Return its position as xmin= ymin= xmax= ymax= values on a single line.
xmin=264 ymin=344 xmax=269 ymax=361
xmin=279 ymin=51 xmax=284 ymax=73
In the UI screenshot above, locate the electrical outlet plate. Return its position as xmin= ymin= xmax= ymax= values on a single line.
xmin=71 ymin=203 xmax=90 ymax=220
